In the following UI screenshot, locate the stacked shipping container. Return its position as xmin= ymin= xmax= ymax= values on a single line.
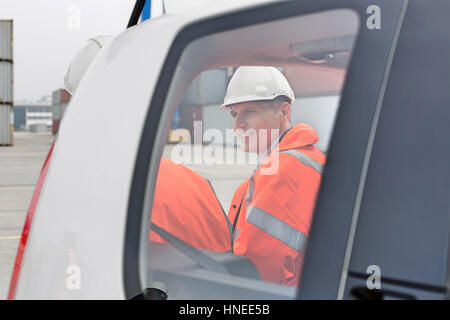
xmin=52 ymin=88 xmax=71 ymax=134
xmin=179 ymin=69 xmax=227 ymax=140
xmin=0 ymin=20 xmax=13 ymax=145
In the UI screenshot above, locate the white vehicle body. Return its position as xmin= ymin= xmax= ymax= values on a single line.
xmin=14 ymin=0 xmax=281 ymax=300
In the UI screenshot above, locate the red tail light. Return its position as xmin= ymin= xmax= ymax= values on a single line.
xmin=7 ymin=142 xmax=55 ymax=300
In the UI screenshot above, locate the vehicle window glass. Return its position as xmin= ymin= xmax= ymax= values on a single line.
xmin=142 ymin=9 xmax=359 ymax=299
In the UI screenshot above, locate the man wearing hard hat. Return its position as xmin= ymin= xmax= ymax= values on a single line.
xmin=223 ymin=66 xmax=326 ymax=286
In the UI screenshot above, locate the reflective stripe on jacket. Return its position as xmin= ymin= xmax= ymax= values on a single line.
xmin=149 ymin=157 xmax=231 ymax=252
xmin=227 ymin=123 xmax=326 ymax=286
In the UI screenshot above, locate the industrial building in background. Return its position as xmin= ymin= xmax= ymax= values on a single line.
xmin=13 ymin=96 xmax=52 ymax=132
xmin=0 ymin=19 xmax=13 ymax=146
xmin=13 ymin=89 xmax=69 ymax=134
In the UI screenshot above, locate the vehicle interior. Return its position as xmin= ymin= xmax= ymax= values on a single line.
xmin=140 ymin=8 xmax=360 ymax=300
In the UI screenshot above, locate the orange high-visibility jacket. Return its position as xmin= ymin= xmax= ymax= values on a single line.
xmin=227 ymin=123 xmax=326 ymax=286
xmin=149 ymin=157 xmax=231 ymax=252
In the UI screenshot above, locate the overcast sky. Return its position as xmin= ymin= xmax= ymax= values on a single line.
xmin=0 ymin=0 xmax=139 ymax=103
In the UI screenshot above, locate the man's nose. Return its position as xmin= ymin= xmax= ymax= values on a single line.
xmin=233 ymin=114 xmax=247 ymax=131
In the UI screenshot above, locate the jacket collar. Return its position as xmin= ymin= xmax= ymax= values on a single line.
xmin=278 ymin=122 xmax=319 ymax=151
xmin=257 ymin=123 xmax=319 ymax=164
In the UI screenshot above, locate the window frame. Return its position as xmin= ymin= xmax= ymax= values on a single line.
xmin=124 ymin=0 xmax=406 ymax=300
xmin=344 ymin=0 xmax=450 ymax=299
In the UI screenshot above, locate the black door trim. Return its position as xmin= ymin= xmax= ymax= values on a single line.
xmin=337 ymin=0 xmax=410 ymax=299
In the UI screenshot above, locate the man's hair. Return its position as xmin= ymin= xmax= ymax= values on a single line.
xmin=271 ymin=96 xmax=292 ymax=124
xmin=271 ymin=95 xmax=291 ymax=108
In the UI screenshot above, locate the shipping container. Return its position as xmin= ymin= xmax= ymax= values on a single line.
xmin=52 ymin=102 xmax=68 ymax=121
xmin=52 ymin=88 xmax=70 ymax=106
xmin=0 ymin=104 xmax=13 ymax=145
xmin=52 ymin=88 xmax=70 ymax=135
xmin=52 ymin=103 xmax=60 ymax=121
xmin=52 ymin=102 xmax=68 ymax=135
xmin=52 ymin=89 xmax=60 ymax=106
xmin=0 ymin=61 xmax=13 ymax=103
xmin=60 ymin=89 xmax=71 ymax=104
xmin=179 ymin=105 xmax=203 ymax=141
xmin=0 ymin=20 xmax=13 ymax=145
xmin=52 ymin=119 xmax=60 ymax=135
xmin=179 ymin=69 xmax=228 ymax=108
xmin=0 ymin=20 xmax=13 ymax=61
xmin=201 ymin=104 xmax=232 ymax=144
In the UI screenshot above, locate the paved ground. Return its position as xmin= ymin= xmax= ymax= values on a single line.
xmin=0 ymin=132 xmax=254 ymax=299
xmin=0 ymin=132 xmax=54 ymax=300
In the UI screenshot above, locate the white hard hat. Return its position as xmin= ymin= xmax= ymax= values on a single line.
xmin=64 ymin=35 xmax=113 ymax=94
xmin=221 ymin=66 xmax=295 ymax=109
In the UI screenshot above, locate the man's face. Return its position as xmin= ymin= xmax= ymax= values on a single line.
xmin=229 ymin=101 xmax=283 ymax=153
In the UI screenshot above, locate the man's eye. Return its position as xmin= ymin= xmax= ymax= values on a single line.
xmin=246 ymin=110 xmax=255 ymax=113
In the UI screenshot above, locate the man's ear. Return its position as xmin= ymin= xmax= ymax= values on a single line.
xmin=281 ymin=102 xmax=292 ymax=121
